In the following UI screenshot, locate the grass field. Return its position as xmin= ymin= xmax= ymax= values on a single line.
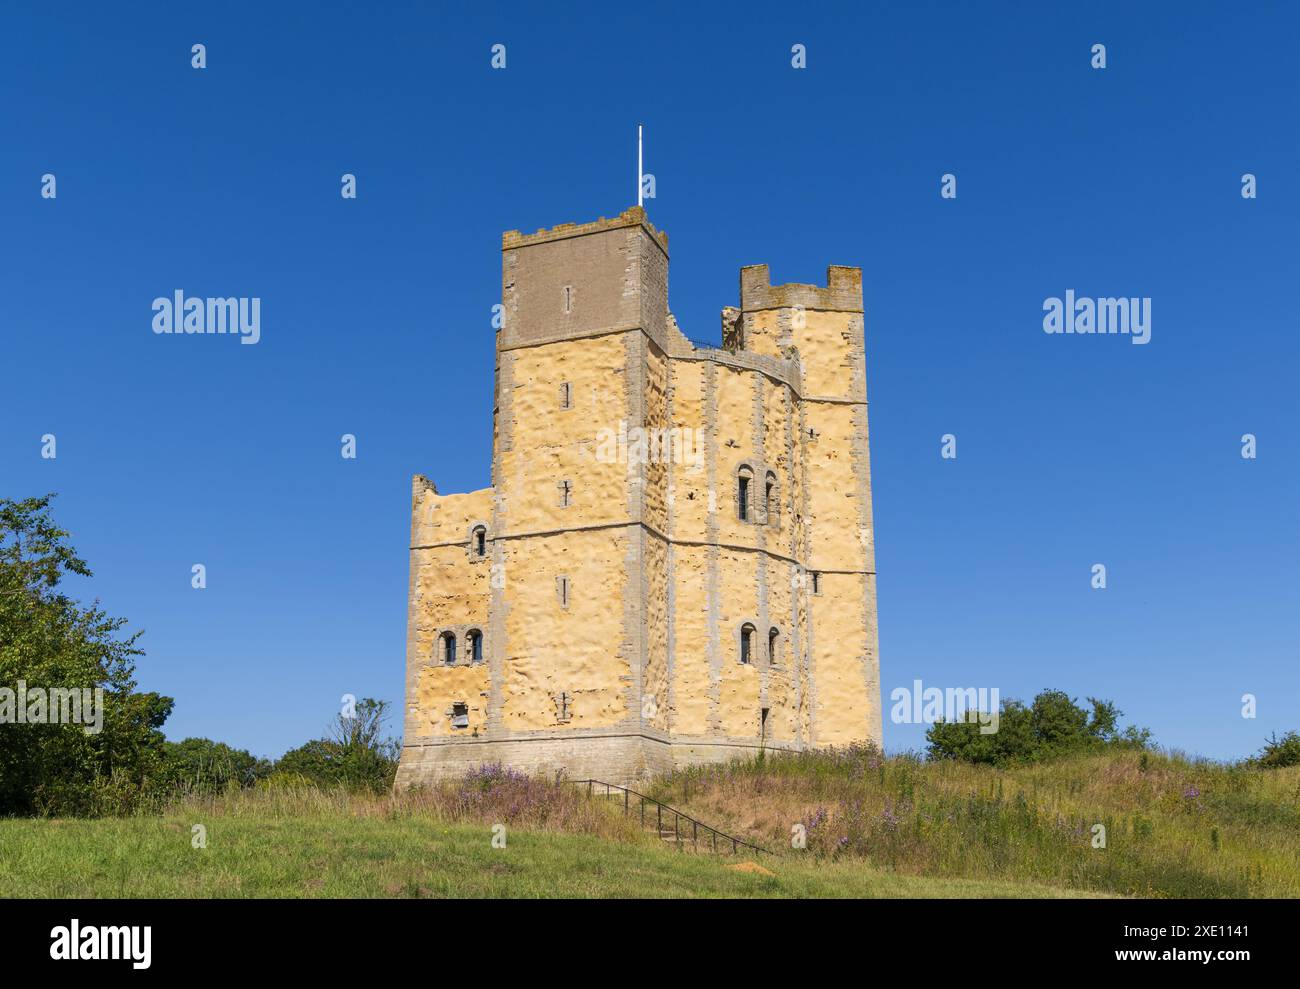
xmin=1 ymin=812 xmax=1100 ymax=898
xmin=2 ymin=748 xmax=1296 ymax=898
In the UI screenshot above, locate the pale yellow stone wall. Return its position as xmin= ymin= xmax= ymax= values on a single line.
xmin=409 ymin=486 xmax=493 ymax=657
xmin=496 ymin=334 xmax=629 ymax=532
xmin=765 ymin=557 xmax=797 ymax=742
xmin=643 ymin=342 xmax=671 ymax=533
xmin=797 ymin=310 xmax=859 ymax=398
xmin=407 ymin=485 xmax=494 ymax=738
xmin=669 ymin=544 xmax=711 ymax=735
xmin=761 ymin=379 xmax=790 ymax=529
xmin=642 ymin=531 xmax=670 ymax=732
xmin=789 ymin=305 xmax=880 ymax=745
xmin=416 ymin=664 xmax=491 ymax=738
xmin=715 ymin=547 xmax=761 ymax=736
xmin=737 ymin=309 xmax=785 ymax=362
xmin=666 ymin=359 xmax=709 ymax=532
xmin=500 ymin=529 xmax=631 ymax=730
xmin=714 ymin=365 xmax=760 ymax=551
xmin=497 ymin=329 xmax=638 ymax=733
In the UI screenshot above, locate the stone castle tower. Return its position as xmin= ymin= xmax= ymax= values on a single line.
xmin=395 ymin=206 xmax=880 ymax=787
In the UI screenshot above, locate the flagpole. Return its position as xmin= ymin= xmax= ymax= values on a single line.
xmin=637 ymin=123 xmax=643 ymax=208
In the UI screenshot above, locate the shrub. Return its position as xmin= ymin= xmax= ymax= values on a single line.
xmin=1250 ymin=731 xmax=1300 ymax=769
xmin=925 ymin=689 xmax=1150 ymax=766
xmin=273 ymin=698 xmax=399 ymax=792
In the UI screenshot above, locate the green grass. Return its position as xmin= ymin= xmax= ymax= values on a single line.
xmin=0 ymin=812 xmax=1101 ymax=898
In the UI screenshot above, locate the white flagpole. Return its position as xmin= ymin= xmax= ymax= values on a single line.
xmin=637 ymin=123 xmax=643 ymax=207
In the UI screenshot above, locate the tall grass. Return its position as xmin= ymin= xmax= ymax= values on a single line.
xmin=168 ymin=762 xmax=646 ymax=845
xmin=650 ymin=746 xmax=1300 ymax=898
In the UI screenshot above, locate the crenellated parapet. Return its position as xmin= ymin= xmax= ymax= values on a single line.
xmin=740 ymin=264 xmax=863 ymax=313
xmin=503 ymin=206 xmax=668 ymax=255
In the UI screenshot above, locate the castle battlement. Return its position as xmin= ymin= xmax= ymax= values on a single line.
xmin=502 ymin=206 xmax=669 ymax=255
xmin=740 ymin=264 xmax=864 ymax=313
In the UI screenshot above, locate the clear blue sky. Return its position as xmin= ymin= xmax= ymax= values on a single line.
xmin=2 ymin=1 xmax=1295 ymax=761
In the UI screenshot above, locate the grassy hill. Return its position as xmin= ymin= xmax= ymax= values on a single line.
xmin=647 ymin=746 xmax=1300 ymax=898
xmin=2 ymin=748 xmax=1296 ymax=898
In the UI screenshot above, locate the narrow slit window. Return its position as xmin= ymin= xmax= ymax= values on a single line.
xmin=468 ymin=629 xmax=483 ymax=664
xmin=442 ymin=632 xmax=457 ymax=665
xmin=740 ymin=623 xmax=755 ymax=664
xmin=768 ymin=627 xmax=779 ymax=666
xmin=472 ymin=525 xmax=486 ymax=557
xmin=765 ymin=472 xmax=777 ymax=521
xmin=560 ymin=381 xmax=572 ymax=409
xmin=737 ymin=467 xmax=753 ymax=522
xmin=563 ymin=285 xmax=572 ymax=314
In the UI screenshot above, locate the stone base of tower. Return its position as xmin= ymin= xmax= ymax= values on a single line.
xmin=395 ymin=732 xmax=673 ymax=789
xmin=393 ymin=730 xmax=811 ymax=789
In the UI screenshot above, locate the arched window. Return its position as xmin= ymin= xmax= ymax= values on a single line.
xmin=472 ymin=525 xmax=487 ymax=557
xmin=468 ymin=629 xmax=483 ymax=664
xmin=768 ymin=627 xmax=780 ymax=666
xmin=740 ymin=623 xmax=756 ymax=664
xmin=765 ymin=471 xmax=777 ymax=522
xmin=737 ymin=466 xmax=753 ymax=522
xmin=442 ymin=632 xmax=457 ymax=665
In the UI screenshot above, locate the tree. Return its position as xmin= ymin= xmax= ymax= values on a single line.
xmin=157 ymin=737 xmax=273 ymax=794
xmin=0 ymin=495 xmax=173 ymax=815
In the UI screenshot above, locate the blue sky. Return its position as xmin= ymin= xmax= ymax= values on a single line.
xmin=2 ymin=1 xmax=1295 ymax=761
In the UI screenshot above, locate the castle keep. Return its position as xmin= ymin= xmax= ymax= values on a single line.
xmin=395 ymin=207 xmax=881 ymax=787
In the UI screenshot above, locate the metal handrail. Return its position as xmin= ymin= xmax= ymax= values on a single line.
xmin=570 ymin=778 xmax=774 ymax=856
xmin=685 ymin=337 xmax=724 ymax=351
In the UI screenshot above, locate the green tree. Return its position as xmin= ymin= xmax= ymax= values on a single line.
xmin=157 ymin=737 xmax=273 ymax=794
xmin=0 ymin=495 xmax=173 ymax=815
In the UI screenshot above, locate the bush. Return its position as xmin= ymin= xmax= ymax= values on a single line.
xmin=925 ymin=689 xmax=1150 ymax=766
xmin=273 ymin=698 xmax=399 ymax=792
xmin=1250 ymin=731 xmax=1300 ymax=769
